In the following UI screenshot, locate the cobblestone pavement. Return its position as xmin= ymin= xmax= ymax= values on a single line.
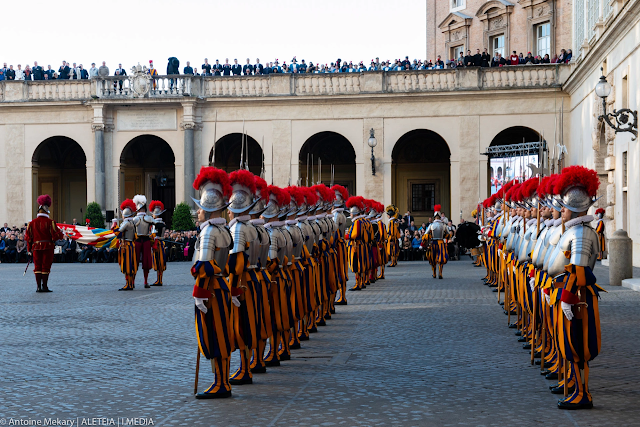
xmin=1 ymin=259 xmax=639 ymax=427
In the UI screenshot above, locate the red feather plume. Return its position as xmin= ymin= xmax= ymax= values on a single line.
xmin=554 ymin=166 xmax=600 ymax=197
xmin=303 ymin=188 xmax=318 ymax=206
xmin=229 ymin=169 xmax=257 ymax=194
xmin=346 ymin=196 xmax=365 ymax=210
xmin=520 ymin=177 xmax=539 ymax=199
xmin=331 ymin=184 xmax=349 ymax=202
xmin=37 ymin=194 xmax=52 ymax=207
xmin=537 ymin=176 xmax=551 ymax=198
xmin=542 ymin=175 xmax=559 ymax=197
xmin=434 ymin=204 xmax=442 ymax=212
xmin=120 ymin=199 xmax=136 ymax=212
xmin=149 ymin=200 xmax=164 ymax=212
xmin=254 ymin=176 xmax=269 ymax=201
xmin=267 ymin=186 xmax=290 ymax=207
xmin=595 ymin=208 xmax=605 ymax=215
xmin=193 ymin=166 xmax=232 ymax=197
xmin=500 ymin=180 xmax=515 ymax=198
xmin=376 ymin=202 xmax=385 ymax=213
xmin=286 ymin=186 xmax=305 ymax=206
xmin=312 ymin=184 xmax=334 ymax=202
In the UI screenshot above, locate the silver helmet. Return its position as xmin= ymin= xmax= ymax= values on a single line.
xmin=261 ymin=192 xmax=281 ymax=219
xmin=192 ymin=181 xmax=229 ymax=213
xmin=133 ymin=194 xmax=147 ymax=212
xmin=151 ymin=205 xmax=166 ymax=216
xmin=228 ymin=182 xmax=258 ymax=214
xmin=121 ymin=206 xmax=134 ymax=218
xmin=249 ymin=187 xmax=268 ymax=216
xmin=556 ymin=187 xmax=598 ymax=213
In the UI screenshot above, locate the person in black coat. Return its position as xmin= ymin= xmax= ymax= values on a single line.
xmin=212 ymin=60 xmax=222 ymax=76
xmin=6 ymin=65 xmax=15 ymax=80
xmin=254 ymin=59 xmax=263 ymax=75
xmin=32 ymin=62 xmax=44 ymax=80
xmin=464 ymin=50 xmax=475 ymax=67
xmin=243 ymin=58 xmax=253 ymax=75
xmin=183 ymin=61 xmax=194 ymax=75
xmin=473 ymin=49 xmax=482 ymax=67
xmin=79 ymin=65 xmax=89 ymax=79
xmin=58 ymin=61 xmax=70 ymax=79
xmin=222 ymin=59 xmax=232 ymax=76
xmin=167 ymin=57 xmax=180 ymax=75
xmin=202 ymin=58 xmax=212 ymax=75
xmin=481 ymin=49 xmax=490 ymax=67
xmin=231 ymin=59 xmax=242 ymax=76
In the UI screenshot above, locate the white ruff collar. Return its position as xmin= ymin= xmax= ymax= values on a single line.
xmin=37 ymin=213 xmax=50 ymax=218
xmin=229 ymin=215 xmax=251 ymax=227
xmin=297 ymin=216 xmax=308 ymax=221
xmin=526 ymin=218 xmax=537 ymax=227
xmin=307 ymin=215 xmax=316 ymax=221
xmin=201 ymin=217 xmax=226 ymax=231
xmin=316 ymin=213 xmax=326 ymax=219
xmin=250 ymin=218 xmax=265 ymax=226
xmin=565 ymin=215 xmax=594 ymax=230
xmin=285 ymin=219 xmax=298 ymax=225
xmin=264 ymin=221 xmax=283 ymax=229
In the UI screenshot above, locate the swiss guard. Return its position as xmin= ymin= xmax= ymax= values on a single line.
xmin=191 ymin=166 xmax=234 ymax=399
xmin=385 ymin=205 xmax=401 ymax=267
xmin=424 ymin=204 xmax=451 ymax=279
xmin=132 ymin=195 xmax=155 ymax=288
xmin=112 ymin=199 xmax=137 ymax=291
xmin=25 ymin=194 xmax=64 ymax=292
xmin=546 ymin=166 xmax=603 ymax=410
xmin=150 ymin=201 xmax=167 ymax=286
xmin=345 ymin=196 xmax=368 ymax=291
xmin=331 ymin=185 xmax=349 ymax=305
xmin=594 ymin=208 xmax=606 ymax=260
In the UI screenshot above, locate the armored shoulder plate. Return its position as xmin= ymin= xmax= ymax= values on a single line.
xmin=197 ymin=223 xmax=231 ymax=272
xmin=118 ymin=220 xmax=135 ymax=241
xmin=287 ymin=223 xmax=304 ymax=259
xmin=430 ymin=221 xmax=445 ymax=240
xmin=255 ymin=224 xmax=271 ymax=269
xmin=230 ymin=220 xmax=257 ymax=254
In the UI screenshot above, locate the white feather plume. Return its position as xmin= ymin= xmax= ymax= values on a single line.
xmin=133 ymin=194 xmax=147 ymax=210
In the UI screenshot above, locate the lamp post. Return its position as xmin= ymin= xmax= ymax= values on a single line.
xmin=596 ymin=68 xmax=638 ymax=140
xmin=368 ymin=128 xmax=377 ymax=176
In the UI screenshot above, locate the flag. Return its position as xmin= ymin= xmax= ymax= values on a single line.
xmin=57 ymin=224 xmax=118 ymax=249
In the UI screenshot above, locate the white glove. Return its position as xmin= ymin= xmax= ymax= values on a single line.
xmin=194 ymin=297 xmax=208 ymax=314
xmin=529 ymin=277 xmax=535 ymax=292
xmin=231 ymin=296 xmax=241 ymax=307
xmin=561 ymin=301 xmax=573 ymax=321
xmin=545 ymin=294 xmax=551 ymax=305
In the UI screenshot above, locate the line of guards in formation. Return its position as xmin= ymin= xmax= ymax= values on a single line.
xmin=112 ymin=167 xmax=404 ymax=399
xmin=476 ymin=165 xmax=607 ymax=411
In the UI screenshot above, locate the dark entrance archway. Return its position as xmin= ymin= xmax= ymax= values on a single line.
xmin=210 ymin=133 xmax=264 ymax=176
xmin=392 ymin=129 xmax=451 ymax=224
xmin=120 ymin=135 xmax=175 ymax=227
xmin=32 ymin=136 xmax=87 ymax=223
xmin=298 ymin=132 xmax=356 ymax=195
xmin=488 ymin=126 xmax=542 ymax=193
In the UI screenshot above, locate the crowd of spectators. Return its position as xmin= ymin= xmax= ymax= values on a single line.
xmin=394 ymin=211 xmax=461 ymax=262
xmin=0 ymin=221 xmax=199 ymax=264
xmin=0 ymin=48 xmax=573 ymax=81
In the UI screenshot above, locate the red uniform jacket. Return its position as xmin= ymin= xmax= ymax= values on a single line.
xmin=25 ymin=214 xmax=64 ymax=252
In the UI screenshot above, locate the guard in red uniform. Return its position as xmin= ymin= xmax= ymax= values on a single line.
xmin=25 ymin=194 xmax=64 ymax=292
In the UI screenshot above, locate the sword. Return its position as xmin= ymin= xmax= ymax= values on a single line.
xmin=23 ymin=256 xmax=31 ymax=276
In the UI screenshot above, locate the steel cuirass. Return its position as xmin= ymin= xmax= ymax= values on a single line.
xmin=267 ymin=225 xmax=286 ymax=266
xmin=197 ymin=220 xmax=232 ymax=275
xmin=133 ymin=214 xmax=154 ymax=237
xmin=542 ymin=221 xmax=563 ymax=272
xmin=253 ymin=221 xmax=271 ymax=269
xmin=430 ymin=220 xmax=445 ymax=240
xmin=298 ymin=219 xmax=315 ymax=254
xmin=547 ymin=222 xmax=599 ymax=277
xmin=119 ymin=219 xmax=135 ymax=241
xmin=286 ymin=222 xmax=304 ymax=260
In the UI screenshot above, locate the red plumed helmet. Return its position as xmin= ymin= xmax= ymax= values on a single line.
xmin=254 ymin=176 xmax=269 ymax=201
xmin=286 ymin=186 xmax=305 ymax=206
xmin=363 ymin=198 xmax=373 ymax=211
xmin=229 ymin=169 xmax=257 ymax=194
xmin=193 ymin=166 xmax=232 ymax=197
xmin=595 ymin=208 xmax=605 ymax=215
xmin=312 ymin=184 xmax=334 ymax=202
xmin=434 ymin=204 xmax=442 ymax=212
xmin=37 ymin=194 xmax=52 ymax=207
xmin=331 ymin=184 xmax=349 ymax=202
xmin=267 ymin=185 xmax=290 ymax=207
xmin=376 ymin=202 xmax=385 ymax=213
xmin=120 ymin=199 xmax=136 ymax=212
xmin=303 ymin=187 xmax=318 ymax=206
xmin=537 ymin=176 xmax=552 ymax=198
xmin=520 ymin=177 xmax=539 ymax=199
xmin=554 ymin=166 xmax=600 ymax=197
xmin=543 ymin=175 xmax=559 ymax=196
xmin=346 ymin=196 xmax=366 ymax=210
xmin=149 ymin=200 xmax=165 ymax=212
xmin=500 ymin=180 xmax=515 ymax=198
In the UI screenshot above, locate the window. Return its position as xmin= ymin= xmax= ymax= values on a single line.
xmin=623 ymin=151 xmax=628 ymax=188
xmin=451 ymin=0 xmax=465 ymax=12
xmin=452 ymin=45 xmax=464 ymax=61
xmin=536 ymin=23 xmax=551 ymax=57
xmin=622 ymin=75 xmax=629 ymax=109
xmin=411 ymin=183 xmax=435 ymax=212
xmin=588 ymin=0 xmax=598 ymax=39
xmin=575 ymin=0 xmax=585 ymax=48
xmin=491 ymin=35 xmax=505 ymax=57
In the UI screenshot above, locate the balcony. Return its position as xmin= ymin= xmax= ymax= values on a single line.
xmin=0 ymin=64 xmax=571 ymax=103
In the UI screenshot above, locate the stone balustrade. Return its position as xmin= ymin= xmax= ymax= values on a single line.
xmin=0 ymin=65 xmax=571 ymax=103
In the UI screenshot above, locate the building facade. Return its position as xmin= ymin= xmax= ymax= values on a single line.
xmin=427 ymin=0 xmax=573 ymax=64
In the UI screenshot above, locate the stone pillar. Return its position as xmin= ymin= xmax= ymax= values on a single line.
xmin=183 ymin=124 xmax=195 ymax=206
xmin=93 ymin=125 xmax=106 ymax=208
xmin=609 ymin=229 xmax=633 ymax=286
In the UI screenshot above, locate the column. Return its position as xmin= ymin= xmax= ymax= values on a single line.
xmin=183 ymin=124 xmax=195 ymax=206
xmin=93 ymin=125 xmax=105 ymax=208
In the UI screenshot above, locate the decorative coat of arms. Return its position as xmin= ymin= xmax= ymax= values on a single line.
xmin=129 ymin=63 xmax=152 ymax=97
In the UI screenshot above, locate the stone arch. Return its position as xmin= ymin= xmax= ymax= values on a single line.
xmin=489 ymin=126 xmax=542 ymax=190
xmin=298 ymin=131 xmax=356 ymax=195
xmin=210 ymin=132 xmax=264 ymax=176
xmin=120 ymin=135 xmax=176 ymax=227
xmin=31 ymin=136 xmax=87 ymax=223
xmin=391 ymin=129 xmax=451 ymax=224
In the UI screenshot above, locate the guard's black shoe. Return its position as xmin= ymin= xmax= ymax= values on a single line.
xmin=499 ymin=302 xmax=504 ymax=306
xmin=264 ymin=359 xmax=280 ymax=367
xmin=348 ymin=287 xmax=361 ymax=292
xmin=439 ymin=275 xmax=443 ymax=279
xmin=517 ymin=336 xmax=527 ymax=342
xmin=323 ymin=313 xmax=331 ymax=320
xmin=544 ymin=361 xmax=554 ymax=369
xmin=42 ymin=288 xmax=52 ymax=292
xmin=289 ymin=343 xmax=301 ymax=350
xmin=278 ymin=353 xmax=291 ymax=361
xmin=229 ymin=377 xmax=253 ymax=385
xmin=492 ymin=288 xmax=498 ymax=292
xmin=535 ymin=360 xmax=542 ymax=365
xmin=308 ymin=326 xmax=318 ymax=333
xmin=522 ymin=343 xmax=532 ymax=350
xmin=549 ymin=383 xmax=559 ymax=389
xmin=508 ymin=323 xmax=518 ymax=329
xmin=317 ymin=319 xmax=326 ymax=327
xmin=558 ymin=400 xmax=593 ymax=410
xmin=335 ymin=300 xmax=348 ymax=305
xmin=144 ymin=284 xmax=150 ymax=288
xmin=299 ymin=335 xmax=310 ymax=341
xmin=329 ymin=308 xmax=336 ymax=314
xmin=533 ymin=351 xmax=541 ymax=358
xmin=151 ymin=282 xmax=163 ymax=286
xmin=118 ymin=287 xmax=133 ymax=291
xmin=551 ymin=386 xmax=575 ymax=395
xmin=515 ymin=331 xmax=522 ymax=336
xmin=545 ymin=372 xmax=558 ymax=380
xmin=195 ymin=390 xmax=232 ymax=399
xmin=250 ymin=366 xmax=266 ymax=374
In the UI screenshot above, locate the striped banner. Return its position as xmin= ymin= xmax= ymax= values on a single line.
xmin=57 ymin=224 xmax=118 ymax=249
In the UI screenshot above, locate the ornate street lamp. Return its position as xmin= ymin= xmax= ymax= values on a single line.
xmin=596 ymin=68 xmax=638 ymax=140
xmin=368 ymin=128 xmax=377 ymax=176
